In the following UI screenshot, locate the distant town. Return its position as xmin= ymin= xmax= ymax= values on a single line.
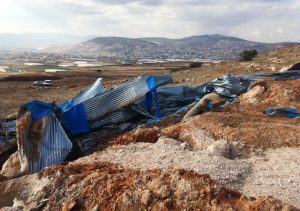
xmin=0 ymin=50 xmax=222 ymax=73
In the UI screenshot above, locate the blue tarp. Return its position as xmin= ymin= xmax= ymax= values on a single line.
xmin=25 ymin=100 xmax=54 ymax=121
xmin=264 ymin=107 xmax=300 ymax=118
xmin=24 ymin=75 xmax=172 ymax=136
xmin=60 ymin=103 xmax=90 ymax=135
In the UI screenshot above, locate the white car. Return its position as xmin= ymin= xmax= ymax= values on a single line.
xmin=42 ymin=80 xmax=53 ymax=87
xmin=33 ymin=81 xmax=43 ymax=86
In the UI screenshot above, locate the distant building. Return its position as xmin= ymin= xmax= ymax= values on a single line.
xmin=45 ymin=69 xmax=66 ymax=73
xmin=121 ymin=60 xmax=136 ymax=65
xmin=0 ymin=66 xmax=9 ymax=72
xmin=58 ymin=63 xmax=76 ymax=67
xmin=24 ymin=63 xmax=44 ymax=66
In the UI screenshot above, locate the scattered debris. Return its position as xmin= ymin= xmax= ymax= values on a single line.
xmin=0 ymin=65 xmax=300 ymax=209
xmin=288 ymin=62 xmax=300 ymax=70
xmin=1 ymin=70 xmax=298 ymax=175
xmin=264 ymin=107 xmax=300 ymax=117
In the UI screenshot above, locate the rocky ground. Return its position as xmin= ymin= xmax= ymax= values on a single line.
xmin=0 ymin=45 xmax=300 ymax=210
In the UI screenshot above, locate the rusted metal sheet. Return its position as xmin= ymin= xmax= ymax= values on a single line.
xmin=17 ymin=109 xmax=72 ymax=174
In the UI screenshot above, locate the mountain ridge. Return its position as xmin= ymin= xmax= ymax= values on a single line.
xmin=40 ymin=34 xmax=297 ymax=60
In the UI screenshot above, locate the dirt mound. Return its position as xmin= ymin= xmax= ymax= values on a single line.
xmin=110 ymin=128 xmax=159 ymax=146
xmin=34 ymin=162 xmax=295 ymax=210
xmin=239 ymin=80 xmax=300 ymax=112
xmin=106 ymin=108 xmax=299 ymax=157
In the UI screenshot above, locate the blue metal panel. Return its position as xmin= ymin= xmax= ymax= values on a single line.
xmin=83 ymin=75 xmax=172 ymax=123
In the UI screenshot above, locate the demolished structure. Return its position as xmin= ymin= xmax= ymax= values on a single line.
xmin=0 ymin=70 xmax=300 ymax=177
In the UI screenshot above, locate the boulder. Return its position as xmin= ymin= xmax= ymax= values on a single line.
xmin=156 ymin=137 xmax=181 ymax=147
xmin=241 ymin=85 xmax=265 ymax=104
xmin=179 ymin=124 xmax=215 ymax=150
xmin=207 ymin=140 xmax=230 ymax=158
xmin=0 ymin=152 xmax=23 ymax=179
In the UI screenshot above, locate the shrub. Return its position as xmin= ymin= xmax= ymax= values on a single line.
xmin=240 ymin=49 xmax=258 ymax=61
xmin=189 ymin=62 xmax=203 ymax=69
xmin=169 ymin=67 xmax=186 ymax=73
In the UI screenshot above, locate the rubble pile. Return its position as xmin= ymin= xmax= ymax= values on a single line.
xmin=0 ymin=67 xmax=300 ymax=210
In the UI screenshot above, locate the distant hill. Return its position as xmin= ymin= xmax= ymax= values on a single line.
xmin=42 ymin=34 xmax=297 ymax=60
xmin=0 ymin=33 xmax=94 ymax=50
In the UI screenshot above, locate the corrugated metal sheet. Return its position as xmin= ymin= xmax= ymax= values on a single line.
xmin=90 ymin=107 xmax=140 ymax=129
xmin=83 ymin=75 xmax=172 ymax=123
xmin=71 ymin=78 xmax=106 ymax=106
xmin=18 ymin=113 xmax=72 ymax=174
xmin=135 ymin=85 xmax=203 ymax=116
xmin=59 ymin=78 xmax=106 ymax=110
xmin=16 ymin=75 xmax=171 ymax=173
xmin=1 ymin=120 xmax=16 ymax=133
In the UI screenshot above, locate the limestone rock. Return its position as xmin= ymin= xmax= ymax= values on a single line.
xmin=241 ymin=85 xmax=265 ymax=104
xmin=0 ymin=152 xmax=23 ymax=179
xmin=179 ymin=124 xmax=215 ymax=150
xmin=207 ymin=140 xmax=230 ymax=158
xmin=156 ymin=137 xmax=181 ymax=147
xmin=141 ymin=189 xmax=152 ymax=206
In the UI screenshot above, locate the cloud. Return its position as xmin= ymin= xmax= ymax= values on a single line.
xmin=0 ymin=0 xmax=299 ymax=42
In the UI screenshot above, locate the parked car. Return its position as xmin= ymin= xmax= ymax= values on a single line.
xmin=42 ymin=80 xmax=53 ymax=87
xmin=33 ymin=80 xmax=53 ymax=87
xmin=33 ymin=81 xmax=43 ymax=86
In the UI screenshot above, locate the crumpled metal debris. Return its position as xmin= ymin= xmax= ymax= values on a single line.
xmin=16 ymin=75 xmax=172 ymax=173
xmin=11 ymin=69 xmax=300 ymax=174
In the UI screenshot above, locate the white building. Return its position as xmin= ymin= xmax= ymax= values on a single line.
xmin=45 ymin=69 xmax=66 ymax=73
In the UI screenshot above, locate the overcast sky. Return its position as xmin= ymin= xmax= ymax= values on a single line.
xmin=0 ymin=0 xmax=299 ymax=42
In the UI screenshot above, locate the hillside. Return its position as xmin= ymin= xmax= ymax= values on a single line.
xmin=173 ymin=43 xmax=300 ymax=85
xmin=43 ymin=34 xmax=296 ymax=60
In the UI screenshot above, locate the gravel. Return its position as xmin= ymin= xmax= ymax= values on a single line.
xmin=86 ymin=139 xmax=252 ymax=190
xmin=242 ymin=147 xmax=300 ymax=208
xmin=82 ymin=139 xmax=300 ymax=208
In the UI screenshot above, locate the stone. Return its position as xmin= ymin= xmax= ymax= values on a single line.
xmin=156 ymin=137 xmax=181 ymax=146
xmin=179 ymin=124 xmax=215 ymax=150
xmin=91 ymin=204 xmax=99 ymax=211
xmin=141 ymin=190 xmax=152 ymax=206
xmin=180 ymin=142 xmax=190 ymax=150
xmin=155 ymin=185 xmax=171 ymax=199
xmin=241 ymin=85 xmax=265 ymax=104
xmin=0 ymin=152 xmax=23 ymax=179
xmin=174 ymin=179 xmax=198 ymax=200
xmin=121 ymin=192 xmax=133 ymax=206
xmin=207 ymin=140 xmax=230 ymax=158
